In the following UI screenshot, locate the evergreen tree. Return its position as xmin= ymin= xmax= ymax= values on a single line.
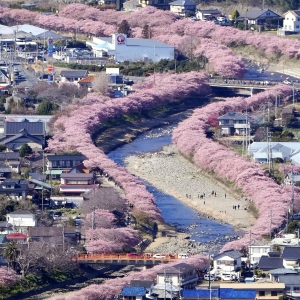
xmin=118 ymin=20 xmax=131 ymax=37
xmin=231 ymin=9 xmax=240 ymax=20
xmin=37 ymin=100 xmax=55 ymax=115
xmin=142 ymin=24 xmax=151 ymax=39
xmin=19 ymin=143 xmax=32 ymax=157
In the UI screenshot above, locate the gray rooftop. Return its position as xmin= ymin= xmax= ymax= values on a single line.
xmin=157 ymin=263 xmax=196 ymax=274
xmin=214 ymin=250 xmax=243 ymax=260
xmin=130 ymin=280 xmax=153 ymax=289
xmin=46 ymin=154 xmax=86 ymax=161
xmin=4 ymin=120 xmax=44 ymax=135
xmin=218 ymin=111 xmax=248 ymax=121
xmin=240 ymin=8 xmax=280 ymax=19
xmin=257 ymin=256 xmax=283 ymax=270
xmin=0 ymin=152 xmax=20 ymax=160
xmin=60 ymin=173 xmax=93 ymax=179
xmin=8 ymin=209 xmax=34 ymax=215
xmin=278 ymin=274 xmax=300 ymax=285
xmin=197 ymin=9 xmax=221 ymax=14
xmin=170 ymin=0 xmax=196 ymax=6
xmin=282 ymin=247 xmax=300 ymax=260
xmin=269 ymin=268 xmax=298 ymax=275
xmin=60 ymin=70 xmax=88 ymax=78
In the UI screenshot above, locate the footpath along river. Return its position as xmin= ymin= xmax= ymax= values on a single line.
xmin=108 ymin=124 xmax=243 ymax=254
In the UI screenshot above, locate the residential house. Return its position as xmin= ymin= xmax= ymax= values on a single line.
xmin=0 ymin=221 xmax=12 ymax=234
xmin=6 ymin=209 xmax=36 ymax=233
xmin=0 ymin=164 xmax=12 ymax=181
xmin=169 ymin=0 xmax=196 ymax=16
xmin=60 ymin=70 xmax=88 ymax=83
xmin=269 ymin=268 xmax=298 ymax=282
xmin=284 ymin=10 xmax=300 ymax=32
xmin=239 ymin=8 xmax=281 ymax=28
xmin=257 ymin=253 xmax=283 ymax=272
xmin=284 ymin=172 xmax=300 ymax=185
xmin=28 ymin=227 xmax=77 ymax=243
xmin=0 ymin=120 xmax=45 ymax=151
xmin=220 ymin=282 xmax=285 ymax=300
xmin=130 ymin=280 xmax=154 ymax=296
xmin=0 ymin=179 xmax=29 ymax=200
xmin=213 ymin=249 xmax=243 ymax=276
xmin=156 ymin=263 xmax=199 ymax=289
xmin=0 ymin=152 xmax=20 ymax=173
xmin=218 ymin=112 xmax=250 ymax=135
xmin=278 ymin=274 xmax=300 ymax=299
xmin=46 ymin=154 xmax=86 ymax=171
xmin=120 ymin=286 xmax=147 ymax=300
xmin=249 ymin=242 xmax=272 ymax=266
xmin=123 ymin=0 xmax=142 ymax=11
xmin=77 ymin=76 xmax=95 ymax=90
xmin=6 ymin=233 xmax=27 ymax=242
xmin=281 ymin=246 xmax=300 ymax=270
xmin=59 ymin=173 xmax=97 ymax=196
xmin=248 ymin=142 xmax=300 ymax=164
xmin=196 ymin=9 xmax=221 ymax=20
xmin=0 ymin=69 xmax=11 ymax=88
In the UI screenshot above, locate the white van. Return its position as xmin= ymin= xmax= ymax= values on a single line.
xmin=221 ymin=273 xmax=233 ymax=281
xmin=178 ymin=253 xmax=190 ymax=259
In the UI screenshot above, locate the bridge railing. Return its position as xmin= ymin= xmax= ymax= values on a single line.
xmin=77 ymin=253 xmax=178 ymax=261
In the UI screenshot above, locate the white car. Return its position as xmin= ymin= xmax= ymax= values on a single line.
xmin=204 ymin=274 xmax=216 ymax=281
xmin=153 ymin=254 xmax=166 ymax=259
xmin=283 ymin=80 xmax=292 ymax=85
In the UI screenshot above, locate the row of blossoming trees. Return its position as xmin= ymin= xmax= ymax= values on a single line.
xmin=2 ymin=5 xmax=300 ymax=77
xmin=173 ymin=84 xmax=299 ymax=251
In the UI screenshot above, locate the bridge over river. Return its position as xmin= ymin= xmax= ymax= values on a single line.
xmin=77 ymin=253 xmax=179 ymax=266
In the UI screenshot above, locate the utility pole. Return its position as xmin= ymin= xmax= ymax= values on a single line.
xmin=267 ymin=128 xmax=272 ymax=174
xmin=291 ymin=170 xmax=295 ymax=216
xmin=270 ymin=210 xmax=273 ymax=240
xmin=293 ymin=83 xmax=295 ymax=108
xmin=153 ymin=45 xmax=156 ymax=85
xmin=91 ymin=206 xmax=95 ymax=241
xmin=248 ymin=230 xmax=252 ymax=269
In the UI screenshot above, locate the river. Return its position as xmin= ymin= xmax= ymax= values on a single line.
xmin=108 ymin=125 xmax=240 ymax=251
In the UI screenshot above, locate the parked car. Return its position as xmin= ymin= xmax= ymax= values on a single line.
xmin=204 ymin=274 xmax=216 ymax=281
xmin=239 ymin=276 xmax=245 ymax=282
xmin=53 ymin=211 xmax=62 ymax=220
xmin=178 ymin=253 xmax=190 ymax=259
xmin=283 ymin=80 xmax=292 ymax=85
xmin=128 ymin=253 xmax=141 ymax=258
xmin=153 ymin=254 xmax=166 ymax=259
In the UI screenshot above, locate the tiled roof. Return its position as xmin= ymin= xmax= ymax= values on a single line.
xmin=130 ymin=280 xmax=153 ymax=288
xmin=0 ymin=152 xmax=19 ymax=160
xmin=257 ymin=256 xmax=283 ymax=270
xmin=120 ymin=286 xmax=146 ymax=296
xmin=6 ymin=233 xmax=27 ymax=240
xmin=239 ymin=8 xmax=280 ymax=19
xmin=282 ymin=246 xmax=300 ymax=260
xmin=60 ymin=70 xmax=88 ymax=78
xmin=5 ymin=121 xmax=44 ymax=135
xmin=269 ymin=268 xmax=297 ymax=275
xmin=46 ymin=154 xmax=86 ymax=161
xmin=278 ymin=274 xmax=300 ymax=285
xmin=214 ymin=250 xmax=243 ymax=260
xmin=158 ymin=262 xmax=196 ymax=274
xmin=285 ymin=10 xmax=300 ymax=16
xmin=218 ymin=111 xmax=248 ymax=121
xmin=170 ymin=0 xmax=196 ymax=6
xmin=8 ymin=209 xmax=34 ymax=215
xmin=60 ymin=173 xmax=93 ymax=179
xmin=78 ymin=76 xmax=95 ymax=83
xmin=219 ymin=288 xmax=256 ymax=299
xmin=197 ymin=9 xmax=221 ymax=14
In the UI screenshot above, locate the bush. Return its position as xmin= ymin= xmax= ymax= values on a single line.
xmin=19 ymin=144 xmax=33 ymax=157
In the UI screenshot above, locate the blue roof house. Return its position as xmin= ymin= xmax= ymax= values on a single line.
xmin=120 ymin=286 xmax=147 ymax=300
xmin=169 ymin=0 xmax=196 ymax=16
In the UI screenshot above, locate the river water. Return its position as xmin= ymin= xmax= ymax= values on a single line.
xmin=108 ymin=125 xmax=239 ymax=251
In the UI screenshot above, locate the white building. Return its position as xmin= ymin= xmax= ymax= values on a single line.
xmin=6 ymin=209 xmax=36 ymax=233
xmin=249 ymin=242 xmax=272 ymax=266
xmin=248 ymin=142 xmax=300 ymax=164
xmin=213 ymin=250 xmax=243 ymax=276
xmin=156 ymin=263 xmax=199 ymax=289
xmin=86 ymin=34 xmax=174 ymax=62
xmin=284 ymin=10 xmax=300 ymax=32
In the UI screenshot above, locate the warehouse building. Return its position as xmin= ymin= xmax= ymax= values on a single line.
xmin=86 ymin=33 xmax=174 ymax=62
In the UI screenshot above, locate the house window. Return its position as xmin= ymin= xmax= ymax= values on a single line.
xmin=294 ymin=287 xmax=300 ymax=292
xmin=298 ymin=18 xmax=300 ymax=21
xmin=297 ymin=25 xmax=299 ymax=28
xmin=259 ymin=291 xmax=265 ymax=296
xmin=287 ymin=18 xmax=289 ymax=20
xmin=52 ymin=161 xmax=57 ymax=167
xmin=271 ymin=291 xmax=277 ymax=296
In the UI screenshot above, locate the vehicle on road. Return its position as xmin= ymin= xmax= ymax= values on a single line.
xmin=178 ymin=253 xmax=190 ymax=259
xmin=128 ymin=253 xmax=141 ymax=258
xmin=153 ymin=254 xmax=166 ymax=259
xmin=53 ymin=212 xmax=62 ymax=220
xmin=204 ymin=274 xmax=216 ymax=281
xmin=283 ymin=80 xmax=292 ymax=85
